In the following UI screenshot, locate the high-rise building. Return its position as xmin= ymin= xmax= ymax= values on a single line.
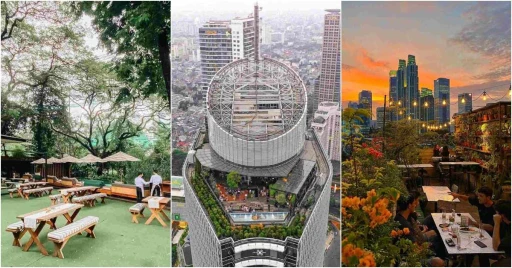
xmin=389 ymin=70 xmax=398 ymax=102
xmin=421 ymin=87 xmax=432 ymax=97
xmin=376 ymin=106 xmax=393 ymax=129
xmin=406 ymin=55 xmax=419 ymax=120
xmin=358 ymin=90 xmax=372 ymax=116
xmin=434 ymin=78 xmax=450 ymax=124
xmin=315 ymin=9 xmax=340 ymax=109
xmin=186 ymin=5 xmax=333 ymax=267
xmin=348 ymin=101 xmax=359 ymax=109
xmin=198 ymin=16 xmax=256 ymax=106
xmin=312 ymin=102 xmax=341 ymax=161
xmin=261 ymin=23 xmax=272 ymax=45
xmin=397 ymin=59 xmax=406 ymax=102
xmin=420 ymin=95 xmax=434 ymax=123
xmin=458 ymin=93 xmax=472 ymax=114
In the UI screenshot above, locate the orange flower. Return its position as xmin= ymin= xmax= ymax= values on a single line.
xmin=391 ymin=230 xmax=398 ymax=238
xmin=342 ymin=207 xmax=347 ymax=217
xmin=358 ymin=252 xmax=376 ymax=267
xmin=353 ymin=247 xmax=364 ymax=258
xmin=403 ymin=228 xmax=410 ymax=235
xmin=367 ymin=189 xmax=377 ymax=198
xmin=342 ymin=244 xmax=355 ymax=264
xmin=398 ymin=230 xmax=403 ymax=236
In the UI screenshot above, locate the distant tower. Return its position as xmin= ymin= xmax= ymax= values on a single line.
xmin=406 ymin=55 xmax=419 ymax=120
xmin=315 ymin=9 xmax=340 ymax=110
xmin=458 ymin=93 xmax=472 ymax=114
xmin=434 ymin=78 xmax=450 ymax=124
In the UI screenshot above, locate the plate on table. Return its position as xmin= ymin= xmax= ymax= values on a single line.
xmin=439 ymin=223 xmax=450 ymax=228
xmin=459 ymin=227 xmax=478 ymax=233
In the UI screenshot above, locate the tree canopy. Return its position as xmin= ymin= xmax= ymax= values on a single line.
xmin=72 ymin=1 xmax=170 ymax=105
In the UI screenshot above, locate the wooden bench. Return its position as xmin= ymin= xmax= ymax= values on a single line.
xmin=22 ymin=187 xmax=53 ymax=200
xmin=5 ymin=221 xmax=27 ymax=247
xmin=129 ymin=203 xmax=146 ymax=223
xmin=72 ymin=193 xmax=107 ymax=207
xmin=49 ymin=194 xmax=63 ymax=205
xmin=47 ymin=216 xmax=99 ymax=259
xmin=8 ymin=188 xmax=20 ymax=198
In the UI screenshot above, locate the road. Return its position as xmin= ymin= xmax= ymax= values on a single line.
xmin=171 ymin=201 xmax=187 ymax=221
xmin=324 ymin=229 xmax=340 ymax=267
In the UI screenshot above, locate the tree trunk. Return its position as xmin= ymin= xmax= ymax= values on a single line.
xmin=157 ymin=30 xmax=170 ymax=107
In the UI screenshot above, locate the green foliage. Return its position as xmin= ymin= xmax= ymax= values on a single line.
xmin=226 ymin=171 xmax=241 ymax=190
xmin=173 ymin=149 xmax=188 ymax=176
xmin=171 ymin=244 xmax=177 ymax=266
xmin=275 ymin=192 xmax=287 ymax=205
xmin=73 ymin=1 xmax=171 ymax=103
xmin=269 ymin=184 xmax=276 ymax=197
xmin=10 ymin=145 xmax=27 ymax=158
xmin=190 ymin=172 xmax=306 ymax=241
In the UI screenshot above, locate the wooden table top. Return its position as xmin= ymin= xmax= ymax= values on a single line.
xmin=397 ymin=164 xmax=434 ymax=168
xmin=142 ymin=196 xmax=170 ymax=204
xmin=59 ymin=186 xmax=98 ymax=193
xmin=439 ymin=162 xmax=480 ymax=166
xmin=17 ymin=203 xmax=83 ymax=222
xmin=422 ymin=186 xmax=461 ymax=203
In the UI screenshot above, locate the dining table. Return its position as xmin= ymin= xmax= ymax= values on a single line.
xmin=17 ymin=203 xmax=84 ymax=255
xmin=142 ymin=196 xmax=170 ymax=227
xmin=59 ymin=186 xmax=99 ymax=203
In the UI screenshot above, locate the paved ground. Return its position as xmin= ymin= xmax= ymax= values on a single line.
xmin=324 ymin=227 xmax=340 ymax=267
xmin=171 ymin=201 xmax=187 ymax=221
xmin=1 ymin=194 xmax=170 ymax=267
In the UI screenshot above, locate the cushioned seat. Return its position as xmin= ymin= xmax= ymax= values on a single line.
xmin=129 ymin=203 xmax=145 ymax=212
xmin=48 ymin=216 xmax=99 ymax=241
xmin=49 ymin=194 xmax=62 ymax=199
xmin=6 ymin=221 xmax=24 ymax=232
xmin=24 ymin=187 xmax=53 ymax=194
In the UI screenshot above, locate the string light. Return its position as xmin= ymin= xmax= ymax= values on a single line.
xmin=424 ymin=102 xmax=428 ymax=107
xmin=483 ymin=91 xmax=487 ymax=101
xmin=413 ymin=101 xmax=417 ymax=106
xmin=398 ymin=100 xmax=401 ymax=106
xmin=442 ymin=99 xmax=446 ymax=105
xmin=461 ymin=98 xmax=465 ymax=103
xmin=408 ymin=116 xmax=411 ymax=120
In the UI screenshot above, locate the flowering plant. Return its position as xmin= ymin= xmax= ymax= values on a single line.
xmin=342 ymin=189 xmax=431 ymax=267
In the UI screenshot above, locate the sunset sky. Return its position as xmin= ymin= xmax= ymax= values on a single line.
xmin=342 ymin=1 xmax=511 ymax=119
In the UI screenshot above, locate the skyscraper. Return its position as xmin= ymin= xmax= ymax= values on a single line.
xmin=186 ymin=5 xmax=333 ymax=267
xmin=348 ymin=101 xmax=359 ymax=109
xmin=312 ymin=102 xmax=341 ymax=161
xmin=420 ymin=94 xmax=434 ymax=123
xmin=406 ymin=55 xmax=419 ymax=120
xmin=396 ymin=59 xmax=406 ymax=102
xmin=316 ymin=9 xmax=340 ymax=109
xmin=198 ymin=16 xmax=256 ymax=106
xmin=389 ymin=70 xmax=398 ymax=102
xmin=458 ymin=93 xmax=472 ymax=114
xmin=434 ymin=78 xmax=450 ymax=124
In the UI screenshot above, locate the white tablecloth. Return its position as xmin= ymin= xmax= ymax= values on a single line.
xmin=148 ymin=197 xmax=164 ymax=208
xmin=24 ymin=203 xmax=76 ymax=229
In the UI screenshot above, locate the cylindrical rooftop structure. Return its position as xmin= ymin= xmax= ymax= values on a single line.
xmin=207 ymin=58 xmax=307 ymax=167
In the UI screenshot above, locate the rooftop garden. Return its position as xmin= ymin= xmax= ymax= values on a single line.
xmin=190 ymin=171 xmax=306 ymax=240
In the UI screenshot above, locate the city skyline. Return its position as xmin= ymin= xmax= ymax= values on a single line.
xmin=342 ymin=1 xmax=511 ymax=118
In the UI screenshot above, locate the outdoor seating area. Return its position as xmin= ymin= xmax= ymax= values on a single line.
xmin=342 ymin=103 xmax=511 ymax=267
xmin=1 ymin=194 xmax=170 ymax=266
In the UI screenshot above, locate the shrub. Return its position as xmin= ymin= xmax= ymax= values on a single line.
xmin=276 ymin=192 xmax=287 ymax=205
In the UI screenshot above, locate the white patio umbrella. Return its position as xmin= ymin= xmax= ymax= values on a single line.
xmin=57 ymin=154 xmax=80 ymax=177
xmin=103 ymin=152 xmax=140 ymax=183
xmin=77 ymin=154 xmax=106 ymax=163
xmin=102 ymin=152 xmax=140 ymax=162
xmin=77 ymin=154 xmax=106 ymax=179
xmin=31 ymin=158 xmax=46 ymax=164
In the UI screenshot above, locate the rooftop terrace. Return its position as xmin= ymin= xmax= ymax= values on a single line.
xmin=1 ymin=193 xmax=170 ymax=267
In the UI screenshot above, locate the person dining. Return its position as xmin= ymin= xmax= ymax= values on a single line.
xmin=491 ymin=200 xmax=511 ymax=267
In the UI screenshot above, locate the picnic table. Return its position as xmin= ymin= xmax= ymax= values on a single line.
xmin=9 ymin=178 xmax=26 ymax=182
xmin=59 ymin=186 xmax=98 ymax=203
xmin=439 ymin=162 xmax=480 ymax=192
xmin=12 ymin=182 xmax=49 ymax=198
xmin=142 ymin=196 xmax=170 ymax=227
xmin=17 ymin=203 xmax=84 ymax=256
xmin=422 ymin=186 xmax=460 ymax=212
xmin=431 ymin=212 xmax=504 ymax=265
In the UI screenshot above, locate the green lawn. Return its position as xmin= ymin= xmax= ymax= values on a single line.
xmin=1 ymin=192 xmax=170 ymax=267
